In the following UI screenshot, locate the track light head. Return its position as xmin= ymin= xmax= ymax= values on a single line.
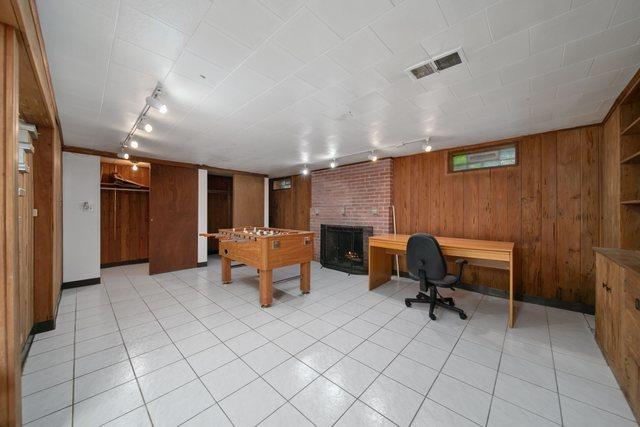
xmin=329 ymin=158 xmax=337 ymax=169
xmin=131 ymin=162 xmax=138 ymax=171
xmin=130 ymin=140 xmax=139 ymax=149
xmin=301 ymin=165 xmax=310 ymax=176
xmin=368 ymin=151 xmax=378 ymax=162
xmin=118 ymin=150 xmax=130 ymax=160
xmin=143 ymin=122 xmax=153 ymax=133
xmin=146 ymin=96 xmax=167 ymax=114
xmin=423 ymin=143 xmax=432 ymax=152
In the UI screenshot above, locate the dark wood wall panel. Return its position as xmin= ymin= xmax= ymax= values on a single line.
xmin=100 ymin=162 xmax=149 ymax=266
xmin=233 ymin=174 xmax=264 ymax=227
xmin=269 ymin=175 xmax=311 ymax=230
xmin=149 ymin=164 xmax=198 ymax=274
xmin=393 ymin=125 xmax=601 ymax=307
xmin=207 ymin=175 xmax=232 ymax=252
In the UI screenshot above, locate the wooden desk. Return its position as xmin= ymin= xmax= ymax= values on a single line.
xmin=369 ymin=234 xmax=516 ymax=327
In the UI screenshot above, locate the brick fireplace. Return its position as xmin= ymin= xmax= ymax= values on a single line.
xmin=310 ymin=158 xmax=394 ymax=264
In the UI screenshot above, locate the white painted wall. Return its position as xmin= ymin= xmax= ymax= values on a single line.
xmin=62 ymin=152 xmax=100 ymax=283
xmin=264 ymin=177 xmax=269 ymax=227
xmin=198 ymin=169 xmax=208 ymax=264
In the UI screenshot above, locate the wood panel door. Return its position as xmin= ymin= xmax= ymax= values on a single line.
xmin=149 ymin=164 xmax=198 ymax=274
xmin=233 ymin=174 xmax=264 ymax=227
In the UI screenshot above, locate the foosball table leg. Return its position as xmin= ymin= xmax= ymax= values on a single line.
xmin=221 ymin=256 xmax=232 ymax=284
xmin=259 ymin=269 xmax=273 ymax=307
xmin=300 ymin=262 xmax=310 ymax=294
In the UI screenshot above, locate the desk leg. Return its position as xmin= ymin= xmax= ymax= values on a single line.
xmin=259 ymin=269 xmax=273 ymax=307
xmin=300 ymin=262 xmax=310 ymax=294
xmin=369 ymin=245 xmax=392 ymax=290
xmin=221 ymin=256 xmax=232 ymax=284
xmin=508 ymin=253 xmax=515 ymax=328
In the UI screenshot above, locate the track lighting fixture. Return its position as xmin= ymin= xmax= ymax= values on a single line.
xmin=141 ymin=119 xmax=153 ymax=133
xmin=330 ymin=158 xmax=337 ymax=168
xmin=130 ymin=139 xmax=139 ymax=149
xmin=368 ymin=151 xmax=378 ymax=162
xmin=301 ymin=165 xmax=310 ymax=175
xmin=422 ymin=136 xmax=432 ymax=152
xmin=146 ymin=96 xmax=167 ymax=114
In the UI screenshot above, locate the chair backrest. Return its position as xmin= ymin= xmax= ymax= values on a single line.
xmin=406 ymin=233 xmax=447 ymax=281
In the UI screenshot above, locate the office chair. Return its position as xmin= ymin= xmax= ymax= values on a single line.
xmin=404 ymin=233 xmax=468 ymax=321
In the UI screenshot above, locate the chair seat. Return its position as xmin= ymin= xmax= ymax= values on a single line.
xmin=428 ymin=274 xmax=458 ymax=287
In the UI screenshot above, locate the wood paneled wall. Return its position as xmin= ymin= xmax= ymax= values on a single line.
xmin=233 ymin=174 xmax=264 ymax=227
xmin=601 ymin=109 xmax=621 ymax=248
xmin=100 ymin=162 xmax=149 ymax=266
xmin=269 ymin=175 xmax=311 ymax=230
xmin=393 ymin=125 xmax=601 ymax=307
xmin=207 ymin=175 xmax=232 ymax=252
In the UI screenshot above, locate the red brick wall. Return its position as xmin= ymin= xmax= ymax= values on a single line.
xmin=310 ymin=158 xmax=394 ymax=260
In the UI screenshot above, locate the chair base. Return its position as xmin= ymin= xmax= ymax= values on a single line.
xmin=405 ymin=290 xmax=467 ymax=321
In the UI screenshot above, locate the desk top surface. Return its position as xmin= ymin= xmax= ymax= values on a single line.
xmin=369 ymin=234 xmax=514 ymax=252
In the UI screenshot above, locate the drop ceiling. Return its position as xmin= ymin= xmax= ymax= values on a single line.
xmin=37 ymin=0 xmax=640 ymax=176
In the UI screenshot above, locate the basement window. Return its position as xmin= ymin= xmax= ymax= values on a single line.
xmin=272 ymin=177 xmax=292 ymax=190
xmin=449 ymin=143 xmax=518 ymax=173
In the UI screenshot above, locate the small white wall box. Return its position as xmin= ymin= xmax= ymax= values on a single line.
xmin=18 ymin=121 xmax=37 ymax=173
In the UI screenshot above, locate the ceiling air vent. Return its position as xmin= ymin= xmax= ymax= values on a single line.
xmin=405 ymin=48 xmax=464 ymax=81
xmin=407 ymin=61 xmax=436 ymax=80
xmin=433 ymin=51 xmax=462 ymax=71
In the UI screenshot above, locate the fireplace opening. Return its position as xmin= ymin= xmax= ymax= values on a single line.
xmin=320 ymin=225 xmax=373 ymax=275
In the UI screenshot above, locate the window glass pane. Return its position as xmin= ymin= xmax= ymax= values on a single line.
xmin=450 ymin=144 xmax=516 ymax=172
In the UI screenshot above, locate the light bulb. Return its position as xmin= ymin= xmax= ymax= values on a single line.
xmin=123 ymin=152 xmax=129 ymax=160
xmin=132 ymin=163 xmax=138 ymax=171
xmin=423 ymin=143 xmax=432 ymax=152
xmin=301 ymin=165 xmax=309 ymax=175
xmin=130 ymin=140 xmax=139 ymax=149
xmin=330 ymin=159 xmax=337 ymax=168
xmin=143 ymin=123 xmax=153 ymax=133
xmin=368 ymin=151 xmax=378 ymax=162
xmin=159 ymin=104 xmax=167 ymax=114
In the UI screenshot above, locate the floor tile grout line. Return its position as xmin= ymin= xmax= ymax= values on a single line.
xmin=483 ymin=303 xmax=509 ymax=426
xmin=546 ymin=306 xmax=565 ymax=426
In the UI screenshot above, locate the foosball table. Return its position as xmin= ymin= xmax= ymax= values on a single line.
xmin=200 ymin=227 xmax=314 ymax=307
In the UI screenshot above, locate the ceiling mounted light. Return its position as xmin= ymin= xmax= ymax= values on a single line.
xmin=301 ymin=165 xmax=310 ymax=176
xmin=422 ymin=137 xmax=432 ymax=152
xmin=130 ymin=139 xmax=139 ymax=149
xmin=146 ymin=96 xmax=167 ymax=114
xmin=131 ymin=162 xmax=139 ymax=171
xmin=368 ymin=151 xmax=378 ymax=162
xmin=142 ymin=121 xmax=153 ymax=133
xmin=330 ymin=158 xmax=337 ymax=169
xmin=118 ymin=149 xmax=129 ymax=160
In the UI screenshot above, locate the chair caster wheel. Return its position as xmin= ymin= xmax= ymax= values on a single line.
xmin=459 ymin=313 xmax=467 ymax=320
xmin=405 ymin=301 xmax=412 ymax=307
xmin=429 ymin=314 xmax=436 ymax=321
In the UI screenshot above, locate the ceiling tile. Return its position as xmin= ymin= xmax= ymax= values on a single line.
xmin=465 ymin=30 xmax=530 ymax=75
xmin=612 ymin=65 xmax=640 ymax=86
xmin=589 ymin=44 xmax=640 ymax=76
xmin=273 ymin=7 xmax=342 ymax=62
xmin=186 ymin=23 xmax=252 ymax=69
xmin=420 ymin=11 xmax=492 ymax=57
xmin=71 ymin=0 xmax=119 ymax=19
xmin=500 ymin=46 xmax=564 ymax=85
xmin=208 ymin=67 xmax=276 ymax=114
xmin=411 ymin=87 xmax=456 ymax=109
xmin=307 ymin=0 xmax=393 ymax=38
xmin=122 ymin=0 xmax=212 ymax=34
xmin=374 ymin=44 xmax=429 ymax=83
xmin=379 ymin=79 xmax=426 ymax=103
xmin=259 ymin=0 xmax=304 ymax=20
xmin=450 ymin=71 xmax=502 ymax=98
xmin=329 ymin=27 xmax=393 ymax=73
xmin=530 ymin=59 xmax=592 ymax=91
xmin=171 ymin=51 xmax=228 ymax=87
xmin=436 ymin=0 xmax=497 ymax=24
xmin=205 ymin=0 xmax=282 ymax=49
xmin=295 ymin=55 xmax=352 ymax=89
xmin=611 ymin=0 xmax=640 ymax=25
xmin=244 ymin=43 xmax=304 ymax=82
xmin=563 ymin=18 xmax=640 ymax=65
xmin=530 ymin=0 xmax=617 ymax=53
xmin=312 ymin=85 xmax=358 ymax=107
xmin=111 ymin=39 xmax=173 ymax=81
xmin=480 ymin=80 xmax=530 ymax=105
xmin=418 ymin=64 xmax=472 ymax=92
xmin=556 ymin=69 xmax=620 ymax=98
xmin=486 ymin=0 xmax=571 ymax=41
xmin=115 ymin=5 xmax=187 ymax=60
xmin=339 ymin=70 xmax=390 ymax=98
xmin=370 ymin=0 xmax=447 ymax=53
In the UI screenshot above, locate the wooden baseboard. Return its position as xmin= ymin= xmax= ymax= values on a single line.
xmin=197 ymin=261 xmax=208 ymax=268
xmin=393 ymin=270 xmax=595 ymax=314
xmin=100 ymin=258 xmax=148 ymax=268
xmin=61 ymin=276 xmax=101 ymax=289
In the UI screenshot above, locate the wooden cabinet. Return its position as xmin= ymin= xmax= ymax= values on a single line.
xmin=595 ymin=249 xmax=640 ymax=420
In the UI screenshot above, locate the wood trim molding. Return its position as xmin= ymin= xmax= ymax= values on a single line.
xmin=62 ymin=145 xmax=267 ymax=178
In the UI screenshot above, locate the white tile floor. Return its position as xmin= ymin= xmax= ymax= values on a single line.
xmin=21 ymin=257 xmax=638 ymax=426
